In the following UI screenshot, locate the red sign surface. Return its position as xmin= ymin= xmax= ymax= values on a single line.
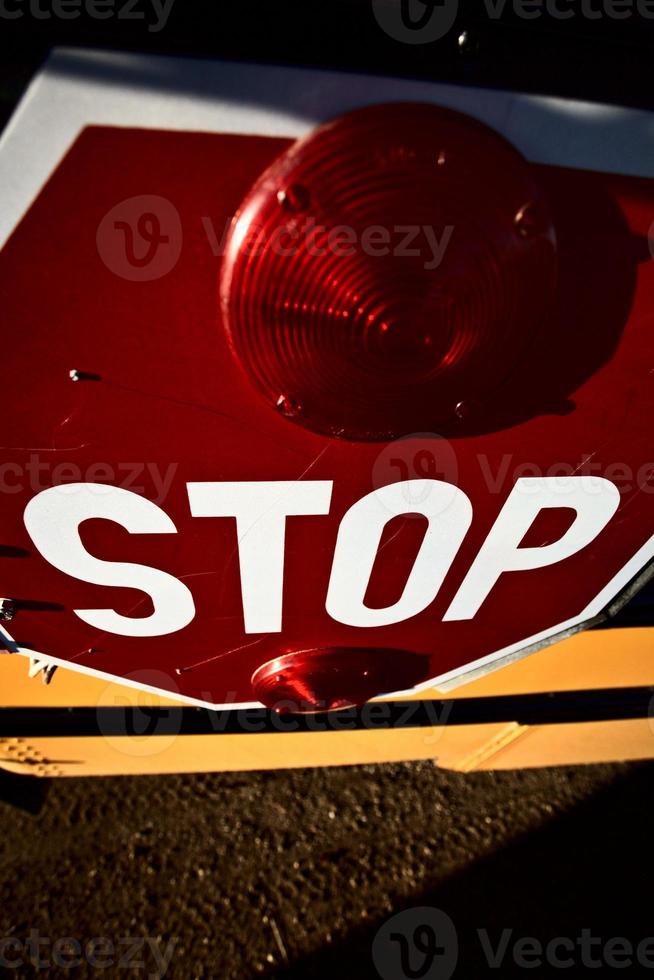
xmin=1 ymin=123 xmax=654 ymax=709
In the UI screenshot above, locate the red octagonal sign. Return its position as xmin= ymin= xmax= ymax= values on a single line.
xmin=2 ymin=61 xmax=654 ymax=711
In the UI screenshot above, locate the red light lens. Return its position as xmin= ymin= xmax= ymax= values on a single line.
xmin=251 ymin=647 xmax=429 ymax=713
xmin=220 ymin=103 xmax=556 ymax=441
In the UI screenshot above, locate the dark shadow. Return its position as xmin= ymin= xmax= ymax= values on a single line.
xmin=272 ymin=762 xmax=654 ymax=978
xmin=0 ymin=546 xmax=30 ymax=559
xmin=4 ymin=2 xmax=654 ymax=118
xmin=12 ymin=600 xmax=65 ymax=613
xmin=597 ymin=572 xmax=654 ymax=629
xmin=449 ymin=167 xmax=649 ymax=436
xmin=0 ymin=769 xmax=49 ymax=816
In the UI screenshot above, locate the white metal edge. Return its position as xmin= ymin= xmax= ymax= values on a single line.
xmin=2 ymin=47 xmax=654 ymax=252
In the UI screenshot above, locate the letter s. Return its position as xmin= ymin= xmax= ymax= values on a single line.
xmin=24 ymin=484 xmax=195 ymax=636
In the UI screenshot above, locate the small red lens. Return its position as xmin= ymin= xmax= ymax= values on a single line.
xmin=220 ymin=103 xmax=556 ymax=441
xmin=251 ymin=647 xmax=429 ymax=713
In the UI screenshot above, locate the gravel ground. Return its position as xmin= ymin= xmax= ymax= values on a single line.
xmin=1 ymin=759 xmax=653 ymax=978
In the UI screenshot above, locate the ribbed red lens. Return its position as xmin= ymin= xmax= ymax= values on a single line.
xmin=220 ymin=103 xmax=556 ymax=440
xmin=251 ymin=647 xmax=429 ymax=714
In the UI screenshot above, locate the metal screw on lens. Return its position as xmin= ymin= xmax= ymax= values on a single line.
xmin=277 ymin=184 xmax=310 ymax=213
xmin=457 ymin=30 xmax=479 ymax=56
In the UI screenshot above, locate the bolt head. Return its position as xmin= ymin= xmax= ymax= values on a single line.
xmin=0 ymin=599 xmax=16 ymax=622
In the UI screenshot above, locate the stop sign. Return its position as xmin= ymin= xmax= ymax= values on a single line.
xmin=1 ymin=56 xmax=654 ymax=711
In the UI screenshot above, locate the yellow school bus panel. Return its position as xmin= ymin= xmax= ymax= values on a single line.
xmin=1 ymin=627 xmax=654 ymax=777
